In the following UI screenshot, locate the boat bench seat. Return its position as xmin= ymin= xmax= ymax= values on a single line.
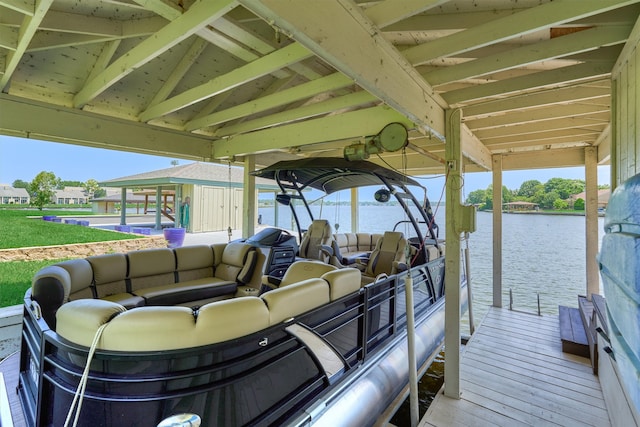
xmin=262 ymin=260 xmax=361 ymax=300
xmin=332 ymin=232 xmax=383 ymax=265
xmin=54 ymin=266 xmax=362 ymax=351
xmin=31 ymin=242 xmax=263 ymax=329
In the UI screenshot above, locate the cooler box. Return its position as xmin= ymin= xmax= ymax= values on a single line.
xmin=598 ymin=172 xmax=640 ymax=411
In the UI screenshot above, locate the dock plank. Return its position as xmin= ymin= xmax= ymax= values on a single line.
xmin=421 ymin=307 xmax=611 ymax=427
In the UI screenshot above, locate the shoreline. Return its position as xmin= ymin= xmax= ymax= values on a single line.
xmin=480 ymin=210 xmax=604 ymax=217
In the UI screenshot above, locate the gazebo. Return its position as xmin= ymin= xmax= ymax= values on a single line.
xmin=100 ymin=162 xmax=279 ymax=232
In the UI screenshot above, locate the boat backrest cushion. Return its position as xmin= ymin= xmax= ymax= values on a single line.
xmin=279 ymin=260 xmax=337 ymax=287
xmin=174 ymin=245 xmax=215 ymax=281
xmin=261 ymin=278 xmax=329 ymax=324
xmin=196 ymin=297 xmax=269 ymax=345
xmin=299 ymin=219 xmax=332 ymax=260
xmin=356 ymin=233 xmax=374 ymax=251
xmin=366 ymin=231 xmax=407 ymax=277
xmin=87 ymin=253 xmax=129 ymax=299
xmin=333 ymin=232 xmax=383 ymax=258
xmin=102 ymin=306 xmax=196 ymax=351
xmin=128 ymin=248 xmax=176 ymax=292
xmin=57 ymin=259 xmax=94 ymax=300
xmin=215 ymin=242 xmax=256 ymax=283
xmin=322 ymin=268 xmax=361 ymax=300
xmin=31 ymin=265 xmax=71 ymax=329
xmin=56 ymin=299 xmax=126 ymax=348
xmin=339 ymin=233 xmax=358 ymax=253
xmin=211 ymin=243 xmax=226 ymax=267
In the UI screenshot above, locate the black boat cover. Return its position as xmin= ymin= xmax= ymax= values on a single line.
xmin=252 ymin=157 xmax=421 ymax=194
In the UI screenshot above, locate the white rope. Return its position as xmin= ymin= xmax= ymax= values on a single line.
xmin=64 ymin=322 xmax=109 ymax=427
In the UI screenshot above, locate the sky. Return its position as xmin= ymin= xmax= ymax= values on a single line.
xmin=1 ymin=135 xmax=610 ymax=199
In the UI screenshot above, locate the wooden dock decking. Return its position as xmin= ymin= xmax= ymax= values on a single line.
xmin=421 ymin=307 xmax=610 ymax=427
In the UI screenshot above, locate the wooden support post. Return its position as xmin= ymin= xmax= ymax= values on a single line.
xmin=243 ymin=156 xmax=256 ymax=239
xmin=351 ymin=188 xmax=359 ymax=232
xmin=585 ymin=147 xmax=599 ymax=299
xmin=175 ymin=185 xmax=182 ymax=228
xmin=120 ymin=188 xmax=127 ymax=225
xmin=492 ymin=155 xmax=503 ymax=308
xmin=444 ymin=108 xmax=462 ymax=399
xmin=155 ymin=187 xmax=162 ymax=230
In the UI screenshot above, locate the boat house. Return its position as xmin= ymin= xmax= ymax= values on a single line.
xmin=100 ymin=162 xmax=279 ymax=232
xmin=1 ymin=1 xmax=639 ymax=425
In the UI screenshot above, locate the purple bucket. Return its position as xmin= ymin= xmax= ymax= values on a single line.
xmin=163 ymin=227 xmax=186 ymax=248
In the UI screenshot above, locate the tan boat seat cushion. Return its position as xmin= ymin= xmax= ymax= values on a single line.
xmin=128 ymin=248 xmax=176 ymax=292
xmin=56 ymin=299 xmax=126 ymax=348
xmin=278 ymin=260 xmax=337 ymax=287
xmin=196 ymin=297 xmax=269 ymax=345
xmin=101 ymin=306 xmax=197 ymax=351
xmin=322 ymin=268 xmax=361 ymax=300
xmin=87 ymin=253 xmax=143 ymax=308
xmin=261 ymin=278 xmax=329 ymax=325
xmin=174 ymin=245 xmax=215 ymax=282
xmin=215 ymin=242 xmax=258 ymax=284
xmin=57 ymin=259 xmax=94 ymax=301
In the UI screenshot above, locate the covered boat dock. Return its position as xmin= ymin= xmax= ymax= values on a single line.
xmin=2 ymin=0 xmax=640 ymax=425
xmin=421 ymin=307 xmax=610 ymax=427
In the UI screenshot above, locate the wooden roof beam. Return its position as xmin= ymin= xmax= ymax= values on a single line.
xmin=403 ymin=0 xmax=638 ymax=66
xmin=462 ymin=84 xmax=610 ymax=118
xmin=424 ymin=25 xmax=631 ymax=86
xmin=501 ymin=147 xmax=586 ymax=170
xmin=0 ymin=0 xmax=34 ymax=15
xmin=466 ymin=104 xmax=610 ymax=130
xmin=474 ymin=113 xmax=610 ymax=139
xmin=214 ymin=90 xmax=378 ymax=137
xmin=185 ymin=72 xmax=353 ymax=131
xmin=0 ymin=93 xmax=213 ymax=160
xmin=139 ymin=42 xmax=312 ymax=122
xmin=444 ymin=61 xmax=616 ymax=105
xmin=241 ymin=0 xmax=446 ymax=139
xmin=364 ymin=0 xmax=447 ymax=29
xmin=212 ymin=105 xmax=413 ymax=158
xmin=73 ymin=0 xmax=237 ymax=108
xmin=0 ymin=0 xmax=53 ymax=90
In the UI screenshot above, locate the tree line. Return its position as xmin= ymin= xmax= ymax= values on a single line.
xmin=465 ymin=178 xmax=609 ymax=211
xmin=12 ymin=172 xmax=106 ymax=210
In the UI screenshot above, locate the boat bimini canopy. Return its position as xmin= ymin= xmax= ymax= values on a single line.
xmin=252 ymin=157 xmax=421 ymax=194
xmin=252 ymin=157 xmax=440 ymax=258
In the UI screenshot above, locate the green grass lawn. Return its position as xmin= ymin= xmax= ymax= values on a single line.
xmin=0 ymin=208 xmax=136 ymax=249
xmin=0 ymin=259 xmax=67 ymax=307
xmin=0 ymin=208 xmax=141 ymax=307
